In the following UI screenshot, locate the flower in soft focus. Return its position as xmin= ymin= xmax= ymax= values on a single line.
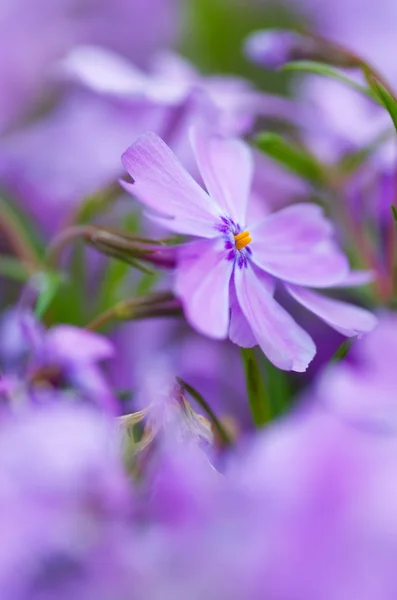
xmin=0 ymin=403 xmax=133 ymax=600
xmin=0 ymin=0 xmax=180 ymax=232
xmin=313 ymin=312 xmax=397 ymax=432
xmin=245 ymin=28 xmax=359 ymax=70
xmin=0 ymin=310 xmax=117 ymax=414
xmin=121 ymin=127 xmax=376 ymax=371
xmin=0 ymin=0 xmax=179 ymax=137
xmin=0 ymin=0 xmax=73 ymax=135
xmin=109 ymin=318 xmax=251 ymax=434
xmin=283 ymin=0 xmax=397 ymax=81
xmin=296 ymin=77 xmax=395 ymax=167
xmin=230 ymin=409 xmax=397 ymax=600
xmin=0 ymin=92 xmax=153 ymax=233
xmin=125 ymin=406 xmax=397 ymax=600
xmin=245 ymin=29 xmax=315 ymax=69
xmin=59 ymin=46 xmax=294 ymax=139
xmin=0 ymin=46 xmax=283 ymax=232
xmin=133 ymin=358 xmax=215 ymax=450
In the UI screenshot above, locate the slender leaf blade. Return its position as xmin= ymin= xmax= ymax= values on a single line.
xmin=255 ymin=132 xmax=326 ymax=186
xmin=282 ymin=60 xmax=378 ymax=103
xmin=367 ymin=76 xmax=397 ymax=133
xmin=33 ymin=271 xmax=64 ymax=319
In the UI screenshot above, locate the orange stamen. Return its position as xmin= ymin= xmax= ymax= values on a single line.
xmin=234 ymin=230 xmax=252 ymax=250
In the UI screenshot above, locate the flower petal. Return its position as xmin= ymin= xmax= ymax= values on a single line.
xmin=250 ymin=204 xmax=349 ymax=286
xmin=175 ymin=239 xmax=233 ymax=339
xmin=46 ymin=326 xmax=114 ymax=364
xmin=286 ymin=284 xmax=378 ymax=337
xmin=59 ymin=45 xmax=148 ymax=97
xmin=189 ymin=126 xmax=253 ymax=225
xmin=235 ymin=265 xmax=316 ymax=371
xmin=229 ymin=276 xmax=257 ymax=347
xmin=332 ymin=270 xmax=375 ymax=287
xmin=121 ymin=133 xmax=220 ymax=237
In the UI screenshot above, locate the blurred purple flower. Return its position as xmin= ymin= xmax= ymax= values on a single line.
xmin=245 ymin=29 xmax=311 ymax=69
xmin=245 ymin=31 xmax=396 ymax=170
xmin=129 ymin=406 xmax=397 ymax=600
xmin=77 ymin=0 xmax=180 ymax=68
xmin=0 ymin=0 xmax=179 ymax=135
xmin=0 ymin=403 xmax=133 ymax=599
xmin=283 ymin=0 xmax=397 ymax=81
xmin=121 ymin=127 xmax=376 ymax=371
xmin=230 ymin=408 xmax=397 ymax=599
xmin=0 ymin=309 xmax=118 ymax=414
xmin=297 ymin=77 xmax=396 ymax=167
xmin=0 ymin=0 xmax=74 ymax=135
xmin=59 ymin=46 xmax=296 ymax=138
xmin=108 ymin=318 xmax=251 ymax=432
xmin=0 ymin=45 xmax=294 ymax=232
xmin=0 ymin=91 xmax=164 ymax=233
xmin=314 ymin=311 xmax=397 ymax=432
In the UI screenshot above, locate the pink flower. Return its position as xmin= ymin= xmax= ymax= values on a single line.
xmin=121 ymin=128 xmax=377 ymax=372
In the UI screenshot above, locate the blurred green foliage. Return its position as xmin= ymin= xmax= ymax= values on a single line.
xmin=180 ymin=0 xmax=305 ymax=94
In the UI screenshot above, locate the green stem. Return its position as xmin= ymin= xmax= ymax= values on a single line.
xmin=86 ymin=292 xmax=180 ymax=331
xmin=240 ymin=348 xmax=271 ymax=427
xmin=45 ymin=225 xmax=93 ymax=269
xmin=0 ymin=197 xmax=41 ymax=273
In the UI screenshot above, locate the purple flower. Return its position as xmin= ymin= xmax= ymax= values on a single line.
xmin=313 ymin=311 xmax=397 ymax=432
xmin=108 ymin=319 xmax=251 ymax=432
xmin=231 ymin=408 xmax=397 ymax=600
xmin=245 ymin=29 xmax=309 ymax=69
xmin=0 ymin=43 xmax=301 ymax=233
xmin=0 ymin=309 xmax=118 ymax=414
xmin=79 ymin=0 xmax=180 ymax=68
xmin=0 ymin=91 xmax=162 ymax=233
xmin=0 ymin=403 xmax=134 ymax=600
xmin=0 ymin=0 xmax=74 ymax=135
xmin=296 ymin=77 xmax=395 ymax=167
xmin=129 ymin=406 xmax=397 ymax=600
xmin=121 ymin=127 xmax=376 ymax=371
xmin=59 ymin=46 xmax=298 ymax=137
xmin=282 ymin=0 xmax=397 ymax=81
xmin=0 ymin=0 xmax=179 ymax=137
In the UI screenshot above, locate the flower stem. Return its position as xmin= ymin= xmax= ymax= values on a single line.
xmin=0 ymin=197 xmax=41 ymax=273
xmin=45 ymin=225 xmax=94 ymax=269
xmin=86 ymin=292 xmax=181 ymax=331
xmin=240 ymin=348 xmax=271 ymax=427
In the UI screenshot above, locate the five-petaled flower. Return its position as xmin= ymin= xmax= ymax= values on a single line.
xmin=121 ymin=127 xmax=377 ymax=372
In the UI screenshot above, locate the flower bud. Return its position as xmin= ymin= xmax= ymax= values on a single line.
xmin=83 ymin=227 xmax=177 ymax=269
xmin=245 ymin=29 xmax=359 ymax=70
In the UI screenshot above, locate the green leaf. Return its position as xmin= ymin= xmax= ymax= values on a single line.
xmin=366 ymin=76 xmax=397 ymax=133
xmin=33 ymin=271 xmax=64 ymax=319
xmin=282 ymin=61 xmax=379 ymax=103
xmin=241 ymin=348 xmax=271 ymax=427
xmin=254 ymin=132 xmax=326 ymax=186
xmin=392 ymin=205 xmax=397 ymax=224
xmin=0 ymin=256 xmax=29 ymax=282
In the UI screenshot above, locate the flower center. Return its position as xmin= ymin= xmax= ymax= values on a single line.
xmin=234 ymin=230 xmax=252 ymax=250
